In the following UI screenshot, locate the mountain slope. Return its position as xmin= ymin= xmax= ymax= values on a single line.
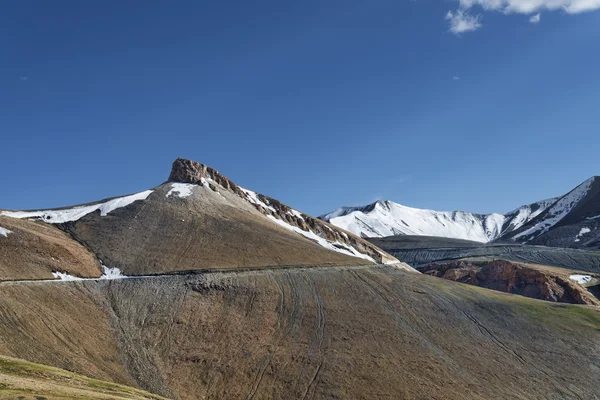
xmin=500 ymin=176 xmax=600 ymax=249
xmin=1 ymin=158 xmax=401 ymax=277
xmin=0 ymin=355 xmax=166 ymax=400
xmin=1 ymin=266 xmax=599 ymax=399
xmin=321 ymin=197 xmax=557 ymax=243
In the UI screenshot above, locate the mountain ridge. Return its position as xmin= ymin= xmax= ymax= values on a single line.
xmin=1 ymin=158 xmax=402 ymax=278
xmin=321 ymin=176 xmax=599 ymax=249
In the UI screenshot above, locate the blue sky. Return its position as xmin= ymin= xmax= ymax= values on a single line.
xmin=2 ymin=0 xmax=599 ymax=216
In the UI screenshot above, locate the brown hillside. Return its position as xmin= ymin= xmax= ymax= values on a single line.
xmin=1 ymin=265 xmax=598 ymax=399
xmin=0 ymin=215 xmax=100 ymax=281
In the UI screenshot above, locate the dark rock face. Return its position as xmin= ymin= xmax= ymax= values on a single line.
xmin=421 ymin=260 xmax=600 ymax=305
xmin=168 ymin=158 xmax=396 ymax=264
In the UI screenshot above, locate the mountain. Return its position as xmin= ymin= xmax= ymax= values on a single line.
xmin=321 ymin=177 xmax=600 ymax=249
xmin=500 ymin=176 xmax=600 ymax=249
xmin=320 ymin=197 xmax=557 ymax=243
xmin=1 ymin=159 xmax=599 ymax=399
xmin=1 ymin=158 xmax=400 ymax=278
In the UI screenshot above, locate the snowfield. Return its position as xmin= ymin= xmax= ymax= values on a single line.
xmin=322 ymin=200 xmax=527 ymax=243
xmin=322 ymin=176 xmax=597 ymax=245
xmin=0 ymin=227 xmax=12 ymax=237
xmin=1 ymin=190 xmax=154 ymax=224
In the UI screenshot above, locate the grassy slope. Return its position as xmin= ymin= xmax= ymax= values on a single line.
xmin=0 ymin=355 xmax=167 ymax=400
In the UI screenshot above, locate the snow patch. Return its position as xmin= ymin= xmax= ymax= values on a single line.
xmin=287 ymin=208 xmax=304 ymax=220
xmin=267 ymin=215 xmax=376 ymax=263
xmin=0 ymin=227 xmax=12 ymax=237
xmin=100 ymin=265 xmax=128 ymax=279
xmin=52 ymin=271 xmax=84 ymax=281
xmin=240 ymin=187 xmax=277 ymax=213
xmin=1 ymin=190 xmax=154 ymax=224
xmin=587 ymin=215 xmax=600 ymax=220
xmin=166 ymin=183 xmax=195 ymax=198
xmin=569 ymin=274 xmax=594 ymax=285
xmin=574 ymin=227 xmax=591 ymax=242
xmin=51 ymin=264 xmax=128 ymax=282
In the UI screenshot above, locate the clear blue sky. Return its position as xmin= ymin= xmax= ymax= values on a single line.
xmin=2 ymin=1 xmax=599 ymax=216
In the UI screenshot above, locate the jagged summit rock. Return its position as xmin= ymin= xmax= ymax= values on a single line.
xmin=169 ymin=158 xmax=238 ymax=190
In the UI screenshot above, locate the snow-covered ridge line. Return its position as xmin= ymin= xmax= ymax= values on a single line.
xmin=321 ymin=176 xmax=598 ymax=244
xmin=267 ymin=215 xmax=377 ymax=262
xmin=1 ymin=190 xmax=154 ymax=224
xmin=513 ymin=178 xmax=594 ymax=241
xmin=323 ymin=200 xmax=508 ymax=243
xmin=0 ymin=227 xmax=12 ymax=237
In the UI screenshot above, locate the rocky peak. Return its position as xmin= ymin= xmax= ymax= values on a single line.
xmin=167 ymin=158 xmax=398 ymax=265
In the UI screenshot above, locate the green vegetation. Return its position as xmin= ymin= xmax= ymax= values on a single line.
xmin=0 ymin=355 xmax=168 ymax=399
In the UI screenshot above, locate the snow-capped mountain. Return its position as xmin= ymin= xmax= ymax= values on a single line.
xmin=321 ymin=176 xmax=600 ymax=248
xmin=501 ymin=176 xmax=600 ymax=248
xmin=320 ymin=199 xmax=555 ymax=243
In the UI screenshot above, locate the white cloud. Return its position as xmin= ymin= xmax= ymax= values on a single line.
xmin=453 ymin=76 xmax=461 ymax=80
xmin=457 ymin=0 xmax=600 ymax=14
xmin=447 ymin=0 xmax=599 ymax=34
xmin=445 ymin=9 xmax=483 ymax=34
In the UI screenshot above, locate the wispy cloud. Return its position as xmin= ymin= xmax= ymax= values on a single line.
xmin=445 ymin=9 xmax=483 ymax=34
xmin=529 ymin=13 xmax=541 ymax=23
xmin=19 ymin=76 xmax=28 ymax=81
xmin=447 ymin=0 xmax=599 ymax=34
xmin=453 ymin=76 xmax=460 ymax=80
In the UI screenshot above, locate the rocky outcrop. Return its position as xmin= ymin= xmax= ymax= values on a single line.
xmin=168 ymin=158 xmax=397 ymax=264
xmin=421 ymin=260 xmax=600 ymax=305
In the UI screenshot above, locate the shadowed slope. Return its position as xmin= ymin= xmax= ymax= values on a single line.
xmin=0 ymin=215 xmax=101 ymax=281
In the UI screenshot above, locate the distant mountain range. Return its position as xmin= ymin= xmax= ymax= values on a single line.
xmin=321 ymin=176 xmax=600 ymax=250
